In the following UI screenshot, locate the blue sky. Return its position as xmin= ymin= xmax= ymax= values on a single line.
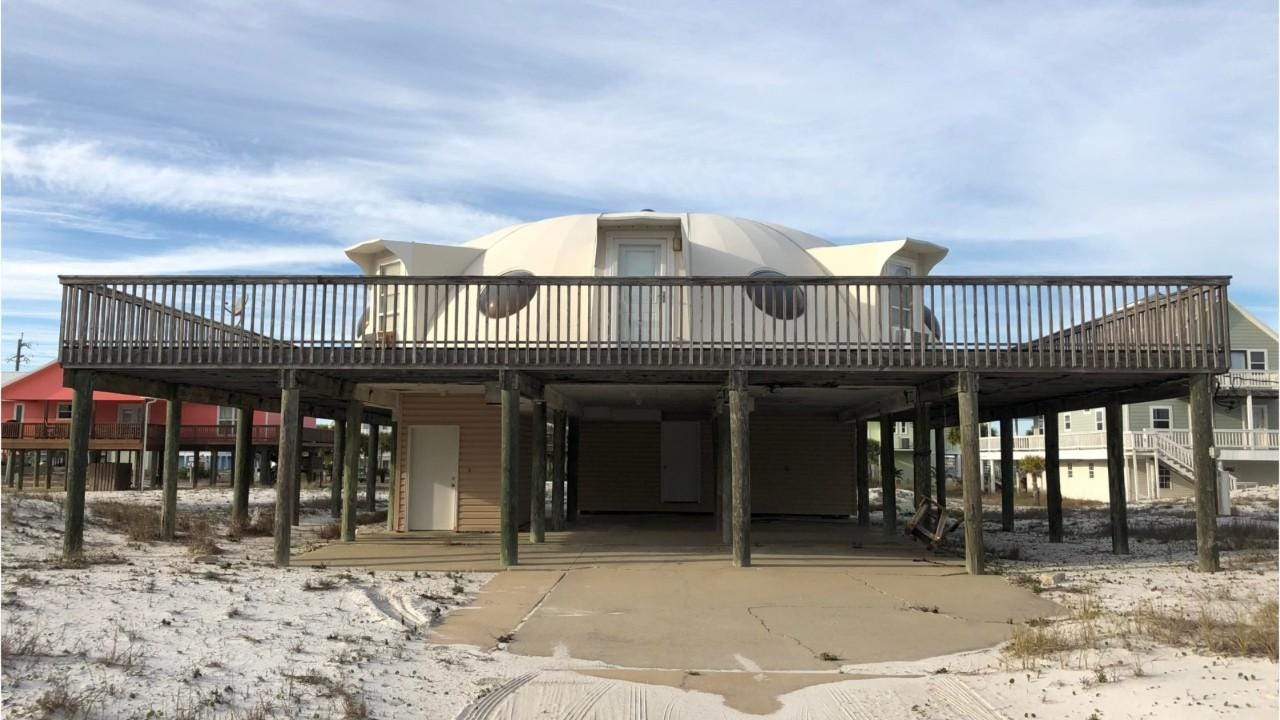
xmin=3 ymin=1 xmax=1276 ymax=365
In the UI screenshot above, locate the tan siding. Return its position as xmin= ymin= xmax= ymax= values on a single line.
xmin=749 ymin=415 xmax=854 ymax=515
xmin=580 ymin=415 xmax=852 ymax=515
xmin=395 ymin=393 xmax=531 ymax=532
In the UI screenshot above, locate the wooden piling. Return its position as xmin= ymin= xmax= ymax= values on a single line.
xmin=385 ymin=422 xmax=399 ymax=532
xmin=855 ymin=419 xmax=870 ymax=527
xmin=1189 ymin=374 xmax=1219 ymax=572
xmin=718 ymin=410 xmax=732 ymax=544
xmin=729 ymin=369 xmax=751 ymax=567
xmin=161 ymin=399 xmax=181 ymax=541
xmin=1045 ymin=411 xmax=1063 ymax=543
xmin=879 ymin=414 xmax=896 ymax=533
xmin=999 ymin=417 xmax=1014 ymax=531
xmin=365 ymin=423 xmax=379 ymax=512
xmin=274 ymin=371 xmax=299 ymax=567
xmin=63 ymin=372 xmax=94 ymax=559
xmin=913 ymin=400 xmax=930 ymax=508
xmin=530 ymin=400 xmax=547 ymax=543
xmin=341 ymin=401 xmax=362 ymax=542
xmin=934 ymin=426 xmax=947 ymax=509
xmin=499 ymin=370 xmax=520 ymax=567
xmin=1105 ymin=402 xmax=1129 ymax=554
xmin=331 ymin=418 xmax=345 ymax=518
xmin=957 ymin=373 xmax=984 ymax=575
xmin=232 ymin=405 xmax=253 ymax=529
xmin=550 ymin=409 xmax=566 ymax=532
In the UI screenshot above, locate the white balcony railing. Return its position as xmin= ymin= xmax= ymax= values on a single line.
xmin=1219 ymin=369 xmax=1280 ymax=391
xmin=977 ymin=428 xmax=1279 ymax=453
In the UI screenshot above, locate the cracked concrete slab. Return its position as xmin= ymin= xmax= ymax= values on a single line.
xmin=504 ymin=565 xmax=1062 ymax=671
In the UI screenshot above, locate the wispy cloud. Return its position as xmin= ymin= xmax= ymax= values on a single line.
xmin=1 ymin=0 xmax=1275 ymax=330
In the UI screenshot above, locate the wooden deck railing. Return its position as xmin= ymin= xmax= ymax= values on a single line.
xmin=1 ymin=422 xmax=333 ymax=445
xmin=58 ymin=275 xmax=1230 ymax=372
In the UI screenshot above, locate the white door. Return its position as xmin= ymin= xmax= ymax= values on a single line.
xmin=408 ymin=425 xmax=459 ymax=531
xmin=660 ymin=421 xmax=701 ymax=502
xmin=617 ymin=243 xmax=664 ymax=342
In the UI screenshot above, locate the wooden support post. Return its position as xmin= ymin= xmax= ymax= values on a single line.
xmin=191 ymin=449 xmax=201 ymax=489
xmin=232 ymin=405 xmax=253 ymax=529
xmin=161 ymin=400 xmax=181 ymax=541
xmin=717 ymin=410 xmax=732 ymax=544
xmin=3 ymin=450 xmax=14 ymax=488
xmin=913 ymin=400 xmax=930 ymax=508
xmin=15 ymin=450 xmax=25 ymax=491
xmin=530 ymin=400 xmax=547 ymax=543
xmin=728 ymin=369 xmax=751 ymax=567
xmin=365 ymin=423 xmax=379 ymax=512
xmin=133 ymin=448 xmax=144 ymax=490
xmin=257 ymin=447 xmax=269 ymax=486
xmin=1045 ymin=411 xmax=1063 ymax=542
xmin=550 ymin=409 xmax=567 ymax=532
xmin=341 ymin=401 xmax=362 ymax=542
xmin=566 ymin=417 xmax=580 ymax=523
xmin=957 ymin=373 xmax=984 ymax=575
xmin=331 ymin=419 xmax=345 ymax=519
xmin=999 ymin=417 xmax=1014 ymax=531
xmin=274 ymin=371 xmax=299 ymax=568
xmin=855 ymin=419 xmax=871 ymax=527
xmin=63 ymin=372 xmax=94 ymax=559
xmin=45 ymin=450 xmax=54 ymax=489
xmin=1189 ymin=375 xmax=1219 ymax=572
xmin=1104 ymin=402 xmax=1129 ymax=555
xmin=385 ymin=422 xmax=399 ymax=532
xmin=712 ymin=410 xmax=723 ymax=534
xmin=499 ymin=370 xmax=520 ymax=567
xmin=292 ymin=442 xmax=302 ymax=527
xmin=934 ymin=426 xmax=947 ymax=509
xmin=879 ymin=414 xmax=896 ymax=533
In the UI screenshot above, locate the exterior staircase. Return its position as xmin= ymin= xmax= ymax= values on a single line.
xmin=1146 ymin=431 xmax=1237 ymax=509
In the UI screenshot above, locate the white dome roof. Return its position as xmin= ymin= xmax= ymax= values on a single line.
xmin=459 ymin=212 xmax=835 ymax=277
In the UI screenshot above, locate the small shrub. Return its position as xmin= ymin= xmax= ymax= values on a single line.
xmin=303 ymin=576 xmax=342 ymax=592
xmin=817 ymin=651 xmax=841 ymax=661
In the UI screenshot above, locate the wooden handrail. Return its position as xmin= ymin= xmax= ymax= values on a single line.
xmin=58 ymin=275 xmax=1232 ymax=373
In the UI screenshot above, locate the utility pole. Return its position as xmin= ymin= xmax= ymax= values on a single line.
xmin=7 ymin=334 xmax=34 ymax=371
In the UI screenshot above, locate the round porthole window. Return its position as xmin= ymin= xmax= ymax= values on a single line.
xmin=478 ymin=270 xmax=538 ymax=319
xmin=747 ymin=269 xmax=806 ymax=320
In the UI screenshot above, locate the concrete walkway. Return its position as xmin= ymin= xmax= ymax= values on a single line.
xmin=298 ymin=516 xmax=1061 ymax=716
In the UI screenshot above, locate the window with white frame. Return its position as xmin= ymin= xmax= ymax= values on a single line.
xmin=1062 ymin=414 xmax=1072 ymax=431
xmin=12 ymin=403 xmax=24 ymax=423
xmin=56 ymin=403 xmax=72 ymax=420
xmin=1150 ymin=406 xmax=1172 ymax=430
xmin=376 ymin=260 xmax=404 ymax=336
xmin=1230 ymin=350 xmax=1268 ymax=370
xmin=1157 ymin=465 xmax=1171 ymax=489
xmin=885 ymin=261 xmax=914 ymax=340
xmin=217 ymin=406 xmax=236 ymax=437
xmin=1094 ymin=410 xmax=1104 ymax=431
xmin=1088 ymin=462 xmax=1095 ymax=478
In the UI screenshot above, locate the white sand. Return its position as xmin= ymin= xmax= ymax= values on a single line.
xmin=2 ymin=484 xmax=1276 ymax=718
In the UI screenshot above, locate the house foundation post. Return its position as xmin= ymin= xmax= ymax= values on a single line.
xmin=365 ymin=423 xmax=379 ymax=512
xmin=499 ymin=370 xmax=520 ymax=567
xmin=1045 ymin=411 xmax=1063 ymax=542
xmin=879 ymin=414 xmax=896 ymax=533
xmin=331 ymin=419 xmax=345 ymax=518
xmin=957 ymin=373 xmax=984 ymax=575
xmin=550 ymin=409 xmax=567 ymax=532
xmin=341 ymin=401 xmax=362 ymax=541
xmin=1189 ymin=374 xmax=1219 ymax=571
xmin=718 ymin=410 xmax=732 ymax=544
xmin=566 ymin=417 xmax=580 ymax=523
xmin=728 ymin=369 xmax=751 ymax=567
xmin=386 ymin=422 xmax=399 ymax=532
xmin=274 ymin=371 xmax=300 ymax=567
xmin=15 ymin=450 xmax=25 ymax=491
xmin=855 ymin=419 xmax=870 ymax=527
xmin=161 ymin=399 xmax=181 ymax=540
xmin=999 ymin=417 xmax=1014 ymax=531
xmin=530 ymin=399 xmax=547 ymax=543
xmin=934 ymin=426 xmax=947 ymax=509
xmin=63 ymin=371 xmax=94 ymax=559
xmin=45 ymin=450 xmax=55 ymax=489
xmin=1105 ymin=402 xmax=1129 ymax=555
xmin=913 ymin=399 xmax=930 ymax=508
xmin=232 ymin=405 xmax=253 ymax=529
